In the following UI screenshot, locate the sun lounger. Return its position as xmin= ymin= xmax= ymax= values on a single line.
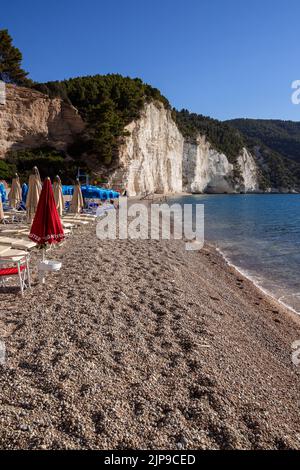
xmin=0 ymin=245 xmax=27 ymax=258
xmin=64 ymin=218 xmax=93 ymax=224
xmin=3 ymin=211 xmax=26 ymax=222
xmin=65 ymin=213 xmax=96 ymax=220
xmin=62 ymin=218 xmax=89 ymax=226
xmin=0 ymin=251 xmax=31 ymax=295
xmin=16 ymin=231 xmax=30 ymax=237
xmin=73 ymin=217 xmax=95 ymax=222
xmin=0 ymin=245 xmax=10 ymax=255
xmin=0 ymin=229 xmax=27 ymax=236
xmin=0 ymin=237 xmax=37 ymax=251
xmin=62 ymin=222 xmax=75 ymax=229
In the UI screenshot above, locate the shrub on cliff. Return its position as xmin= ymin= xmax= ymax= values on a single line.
xmin=174 ymin=109 xmax=245 ymax=163
xmin=34 ymin=74 xmax=170 ymax=166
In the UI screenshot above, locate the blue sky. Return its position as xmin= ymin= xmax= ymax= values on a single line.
xmin=1 ymin=0 xmax=300 ymax=121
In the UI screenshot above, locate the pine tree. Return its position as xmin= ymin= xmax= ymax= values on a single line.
xmin=0 ymin=29 xmax=30 ymax=85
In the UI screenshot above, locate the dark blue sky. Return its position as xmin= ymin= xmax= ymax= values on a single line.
xmin=1 ymin=0 xmax=300 ymax=121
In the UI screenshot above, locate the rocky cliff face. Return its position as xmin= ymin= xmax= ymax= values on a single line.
xmin=183 ymin=136 xmax=234 ymax=193
xmin=109 ymin=103 xmax=260 ymax=196
xmin=112 ymin=102 xmax=184 ymax=196
xmin=182 ymin=138 xmax=259 ymax=194
xmin=0 ymin=84 xmax=84 ymax=157
xmin=0 ymin=85 xmax=261 ymax=195
xmin=237 ymin=148 xmax=259 ymax=192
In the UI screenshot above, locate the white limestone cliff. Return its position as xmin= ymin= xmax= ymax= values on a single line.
xmin=110 ymin=104 xmax=260 ymax=196
xmin=237 ymin=148 xmax=259 ymax=192
xmin=182 ymin=136 xmax=234 ymax=193
xmin=182 ymin=136 xmax=259 ymax=194
xmin=113 ymin=102 xmax=184 ymax=196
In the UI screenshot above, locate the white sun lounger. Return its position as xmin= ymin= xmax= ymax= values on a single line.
xmin=0 ymin=250 xmax=31 ymax=295
xmin=0 ymin=245 xmax=27 ymax=258
xmin=0 ymin=229 xmax=27 ymax=236
xmin=65 ymin=213 xmax=96 ymax=218
xmin=62 ymin=218 xmax=89 ymax=226
xmin=62 ymin=222 xmax=75 ymax=229
xmin=65 ymin=214 xmax=96 ymax=220
xmin=64 ymin=216 xmax=92 ymax=222
xmin=0 ymin=237 xmax=37 ymax=251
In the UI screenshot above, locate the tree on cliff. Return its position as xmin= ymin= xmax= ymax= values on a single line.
xmin=0 ymin=29 xmax=30 ymax=85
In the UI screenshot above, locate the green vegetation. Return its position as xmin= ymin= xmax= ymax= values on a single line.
xmin=6 ymin=147 xmax=86 ymax=183
xmin=255 ymin=147 xmax=300 ymax=191
xmin=34 ymin=75 xmax=170 ymax=165
xmin=228 ymin=119 xmax=300 ymax=190
xmin=228 ymin=119 xmax=300 ymax=164
xmin=175 ymin=109 xmax=245 ymax=163
xmin=0 ymin=29 xmax=31 ymax=86
xmin=0 ymin=159 xmax=16 ymax=180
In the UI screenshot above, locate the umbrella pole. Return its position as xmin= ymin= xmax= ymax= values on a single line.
xmin=39 ymin=246 xmax=46 ymax=284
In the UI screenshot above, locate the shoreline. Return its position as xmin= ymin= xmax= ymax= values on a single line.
xmin=1 ymin=224 xmax=300 ymax=449
xmin=214 ymin=245 xmax=300 ymax=317
xmin=164 ymin=192 xmax=300 ymax=317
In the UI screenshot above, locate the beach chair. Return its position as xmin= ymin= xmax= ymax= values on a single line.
xmin=0 ymin=228 xmax=28 ymax=236
xmin=6 ymin=210 xmax=26 ymax=223
xmin=61 ymin=218 xmax=89 ymax=226
xmin=0 ymin=250 xmax=31 ymax=295
xmin=0 ymin=214 xmax=10 ymax=224
xmin=0 ymin=237 xmax=37 ymax=251
xmin=62 ymin=222 xmax=75 ymax=230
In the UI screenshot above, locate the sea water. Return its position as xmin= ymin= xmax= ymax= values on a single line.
xmin=169 ymin=194 xmax=300 ymax=314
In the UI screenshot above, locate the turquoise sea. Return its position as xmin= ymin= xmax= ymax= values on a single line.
xmin=170 ymin=194 xmax=300 ymax=314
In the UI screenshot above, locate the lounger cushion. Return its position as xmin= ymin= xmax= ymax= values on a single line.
xmin=0 ymin=265 xmax=26 ymax=276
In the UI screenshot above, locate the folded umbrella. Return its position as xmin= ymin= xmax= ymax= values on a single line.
xmin=53 ymin=175 xmax=64 ymax=218
xmin=26 ymin=167 xmax=42 ymax=223
xmin=29 ymin=177 xmax=64 ymax=246
xmin=8 ymin=173 xmax=22 ymax=209
xmin=70 ymin=179 xmax=84 ymax=214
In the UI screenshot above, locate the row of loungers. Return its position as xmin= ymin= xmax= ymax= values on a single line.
xmin=0 ymin=213 xmax=97 ymax=294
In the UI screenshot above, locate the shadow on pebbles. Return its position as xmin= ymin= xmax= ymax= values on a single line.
xmin=0 ymin=224 xmax=300 ymax=449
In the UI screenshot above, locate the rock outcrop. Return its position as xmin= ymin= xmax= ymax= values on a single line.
xmin=237 ymin=148 xmax=259 ymax=192
xmin=182 ymin=136 xmax=234 ymax=193
xmin=0 ymin=84 xmax=261 ymax=195
xmin=182 ymin=138 xmax=259 ymax=194
xmin=111 ymin=102 xmax=184 ymax=196
xmin=108 ymin=102 xmax=261 ymax=196
xmin=0 ymin=84 xmax=84 ymax=157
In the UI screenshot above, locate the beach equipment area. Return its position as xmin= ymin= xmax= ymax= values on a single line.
xmin=0 ymin=170 xmax=119 ymax=294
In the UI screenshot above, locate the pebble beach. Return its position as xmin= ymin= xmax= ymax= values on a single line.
xmin=0 ymin=221 xmax=300 ymax=450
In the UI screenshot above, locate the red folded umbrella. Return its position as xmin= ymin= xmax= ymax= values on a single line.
xmin=29 ymin=177 xmax=65 ymax=245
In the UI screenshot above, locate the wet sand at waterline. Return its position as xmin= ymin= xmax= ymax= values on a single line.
xmin=0 ymin=223 xmax=300 ymax=450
